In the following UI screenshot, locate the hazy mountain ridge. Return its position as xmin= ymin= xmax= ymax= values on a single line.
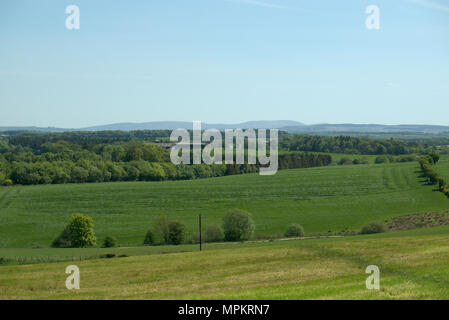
xmin=1 ymin=121 xmax=449 ymax=134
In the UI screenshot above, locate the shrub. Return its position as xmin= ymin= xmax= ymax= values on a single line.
xmin=52 ymin=213 xmax=97 ymax=248
xmin=360 ymin=157 xmax=370 ymax=165
xmin=361 ymin=222 xmax=386 ymax=234
xmin=153 ymin=216 xmax=173 ymax=244
xmin=146 ymin=217 xmax=186 ymax=245
xmin=103 ymin=236 xmax=118 ymax=248
xmin=205 ymin=225 xmax=224 ymax=242
xmin=143 ymin=230 xmax=155 ymax=245
xmin=168 ymin=221 xmax=185 ymax=245
xmin=285 ymin=224 xmax=305 ymax=238
xmin=222 ymin=209 xmax=255 ymax=241
xmin=375 ymin=156 xmax=388 ymax=164
xmin=338 ymin=157 xmax=353 ymax=165
xmin=1 ymin=179 xmax=13 ymax=186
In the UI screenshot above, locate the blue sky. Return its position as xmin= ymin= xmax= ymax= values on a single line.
xmin=0 ymin=0 xmax=448 ymax=127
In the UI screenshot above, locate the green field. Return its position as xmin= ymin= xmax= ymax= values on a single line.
xmin=1 ymin=226 xmax=449 ymax=299
xmin=1 ymin=161 xmax=448 ymax=247
xmin=436 ymin=157 xmax=449 ymax=181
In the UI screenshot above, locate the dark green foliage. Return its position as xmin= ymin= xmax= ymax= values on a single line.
xmin=52 ymin=213 xmax=97 ymax=248
xmin=375 ymin=156 xmax=389 ymax=164
xmin=0 ymin=130 xmax=433 ymax=186
xmin=277 ymin=152 xmax=331 ymax=169
xmin=205 ymin=225 xmax=224 ymax=242
xmin=222 ymin=209 xmax=255 ymax=242
xmin=419 ymin=156 xmax=442 ymax=186
xmin=338 ymin=157 xmax=353 ymax=165
xmin=0 ymin=132 xmax=333 ymax=186
xmin=143 ymin=230 xmax=155 ymax=245
xmin=439 ymin=178 xmax=447 ymax=189
xmin=361 ymin=222 xmax=386 ymax=234
xmin=146 ymin=216 xmax=186 ymax=245
xmin=103 ymin=236 xmax=118 ymax=248
xmin=167 ymin=221 xmax=185 ymax=245
xmin=285 ymin=224 xmax=305 ymax=237
xmin=281 ymin=134 xmax=423 ymax=155
xmin=430 ymin=153 xmax=440 ymax=164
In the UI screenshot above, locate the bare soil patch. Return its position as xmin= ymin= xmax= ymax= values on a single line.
xmin=387 ymin=212 xmax=449 ymax=231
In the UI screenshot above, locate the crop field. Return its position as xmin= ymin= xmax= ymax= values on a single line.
xmin=0 ymin=161 xmax=448 ymax=247
xmin=1 ymin=226 xmax=449 ymax=299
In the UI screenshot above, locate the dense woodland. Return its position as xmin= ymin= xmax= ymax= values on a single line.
xmin=0 ymin=130 xmax=440 ymax=186
xmin=279 ymin=134 xmax=430 ymax=155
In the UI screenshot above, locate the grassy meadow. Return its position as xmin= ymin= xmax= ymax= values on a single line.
xmin=1 ymin=161 xmax=449 ymax=247
xmin=1 ymin=226 xmax=449 ymax=299
xmin=0 ymin=162 xmax=449 ymax=247
xmin=0 ymin=157 xmax=449 ymax=299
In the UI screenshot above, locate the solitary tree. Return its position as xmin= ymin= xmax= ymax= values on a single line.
xmin=222 ymin=209 xmax=255 ymax=241
xmin=52 ymin=213 xmax=97 ymax=248
xmin=168 ymin=221 xmax=185 ymax=245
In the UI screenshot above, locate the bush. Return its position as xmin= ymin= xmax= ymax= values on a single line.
xmin=146 ymin=217 xmax=186 ymax=245
xmin=153 ymin=216 xmax=173 ymax=244
xmin=338 ymin=157 xmax=353 ymax=165
xmin=143 ymin=230 xmax=155 ymax=245
xmin=222 ymin=209 xmax=255 ymax=241
xmin=52 ymin=213 xmax=97 ymax=247
xmin=1 ymin=179 xmax=13 ymax=186
xmin=103 ymin=236 xmax=118 ymax=248
xmin=205 ymin=225 xmax=224 ymax=242
xmin=361 ymin=222 xmax=386 ymax=235
xmin=439 ymin=178 xmax=447 ymax=189
xmin=168 ymin=221 xmax=185 ymax=245
xmin=285 ymin=224 xmax=305 ymax=238
xmin=375 ymin=156 xmax=389 ymax=164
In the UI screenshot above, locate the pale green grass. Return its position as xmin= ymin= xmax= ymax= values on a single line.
xmin=1 ymin=227 xmax=448 ymax=300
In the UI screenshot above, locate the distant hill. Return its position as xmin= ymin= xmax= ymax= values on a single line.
xmin=282 ymin=123 xmax=449 ymax=134
xmin=0 ymin=121 xmax=304 ymax=132
xmin=1 ymin=121 xmax=449 ymax=134
xmin=81 ymin=120 xmax=304 ymax=131
xmin=0 ymin=126 xmax=71 ymax=133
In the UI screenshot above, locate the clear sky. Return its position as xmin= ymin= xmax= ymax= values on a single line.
xmin=1 ymin=0 xmax=448 ymax=127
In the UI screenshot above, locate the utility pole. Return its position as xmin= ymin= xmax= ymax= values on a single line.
xmin=199 ymin=214 xmax=202 ymax=251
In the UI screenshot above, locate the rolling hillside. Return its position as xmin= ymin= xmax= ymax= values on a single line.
xmin=0 ymin=161 xmax=448 ymax=247
xmin=1 ymin=226 xmax=449 ymax=299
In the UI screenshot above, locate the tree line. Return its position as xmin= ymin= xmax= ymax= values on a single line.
xmin=280 ymin=134 xmax=425 ymax=155
xmin=0 ymin=137 xmax=331 ymax=186
xmin=418 ymin=154 xmax=448 ymax=198
xmin=52 ymin=210 xmax=306 ymax=248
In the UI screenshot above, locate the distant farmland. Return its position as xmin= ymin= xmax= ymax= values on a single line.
xmin=1 ymin=161 xmax=448 ymax=248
